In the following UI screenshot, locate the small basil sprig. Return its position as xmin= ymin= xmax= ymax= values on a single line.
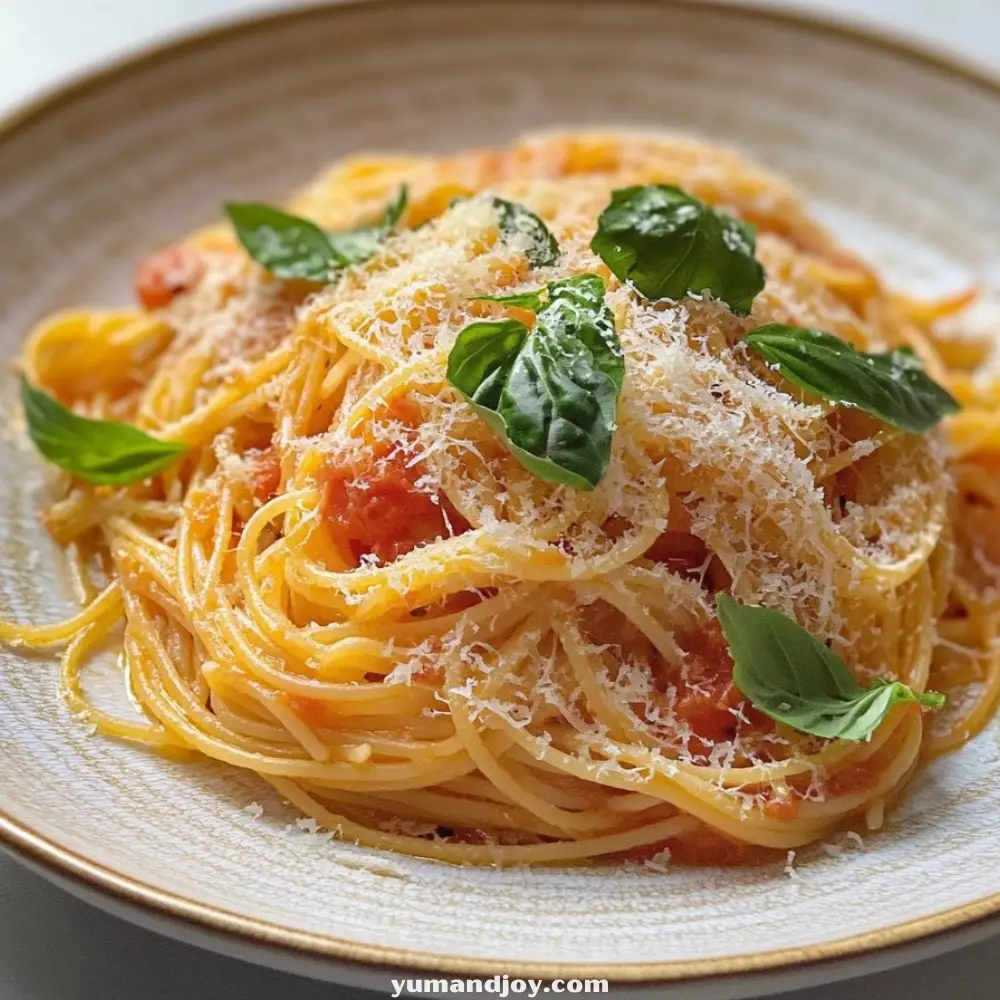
xmin=744 ymin=324 xmax=960 ymax=433
xmin=325 ymin=184 xmax=407 ymax=264
xmin=225 ymin=186 xmax=407 ymax=282
xmin=21 ymin=379 xmax=187 ymax=486
xmin=450 ymin=195 xmax=559 ymax=268
xmin=491 ymin=197 xmax=560 ymax=268
xmin=716 ymin=593 xmax=944 ymax=741
xmin=448 ymin=273 xmax=622 ymax=490
xmin=590 ymin=184 xmax=765 ymax=316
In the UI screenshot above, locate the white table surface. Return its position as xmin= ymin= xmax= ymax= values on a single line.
xmin=1 ymin=1 xmax=998 ymax=997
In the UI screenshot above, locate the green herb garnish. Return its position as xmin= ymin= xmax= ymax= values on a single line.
xmin=590 ymin=184 xmax=765 ymax=316
xmin=448 ymin=274 xmax=622 ymax=490
xmin=471 ymin=287 xmax=547 ymax=311
xmin=489 ymin=197 xmax=560 ymax=268
xmin=21 ymin=379 xmax=187 ymax=486
xmin=225 ymin=186 xmax=407 ymax=282
xmin=744 ymin=324 xmax=960 ymax=433
xmin=325 ymin=185 xmax=407 ymax=266
xmin=451 ymin=196 xmax=560 ymax=268
xmin=715 ymin=593 xmax=944 ymax=741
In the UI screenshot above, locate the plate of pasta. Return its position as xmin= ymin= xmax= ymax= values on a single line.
xmin=2 ymin=0 xmax=1000 ymax=995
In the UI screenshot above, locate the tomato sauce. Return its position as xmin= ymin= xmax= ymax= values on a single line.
xmin=321 ymin=455 xmax=470 ymax=565
xmin=645 ymin=530 xmax=709 ymax=580
xmin=248 ymin=447 xmax=281 ymax=505
xmin=582 ymin=599 xmax=658 ymax=672
xmin=623 ymin=830 xmax=770 ymax=867
xmin=823 ymin=753 xmax=886 ymax=798
xmin=761 ymin=794 xmax=801 ymax=821
xmin=320 ymin=397 xmax=470 ymax=566
xmin=670 ymin=622 xmax=775 ymax=751
xmin=133 ymin=244 xmax=205 ymax=310
xmin=672 ymin=623 xmax=739 ymax=743
xmin=643 ymin=516 xmax=732 ymax=592
xmin=664 ymin=829 xmax=770 ymax=866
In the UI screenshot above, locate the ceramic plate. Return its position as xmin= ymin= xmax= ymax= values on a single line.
xmin=2 ymin=2 xmax=1000 ymax=996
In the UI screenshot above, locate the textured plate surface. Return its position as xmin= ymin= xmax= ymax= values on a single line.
xmin=1 ymin=0 xmax=1000 ymax=991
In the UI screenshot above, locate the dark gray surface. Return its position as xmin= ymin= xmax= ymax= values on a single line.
xmin=0 ymin=853 xmax=994 ymax=1000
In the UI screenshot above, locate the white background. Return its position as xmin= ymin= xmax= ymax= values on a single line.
xmin=0 ymin=1 xmax=998 ymax=997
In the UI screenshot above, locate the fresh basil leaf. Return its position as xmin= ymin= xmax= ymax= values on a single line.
xmin=744 ymin=324 xmax=960 ymax=433
xmin=322 ymin=229 xmax=380 ymax=266
xmin=471 ymin=288 xmax=548 ymax=311
xmin=540 ymin=274 xmax=624 ymax=390
xmin=225 ymin=186 xmax=408 ymax=281
xmin=446 ymin=195 xmax=559 ymax=268
xmin=448 ymin=274 xmax=622 ymax=489
xmin=224 ymin=203 xmax=341 ymax=281
xmin=715 ymin=593 xmax=945 ymax=741
xmin=325 ymin=185 xmax=409 ymax=266
xmin=590 ymin=184 xmax=765 ymax=316
xmin=490 ymin=197 xmax=560 ymax=268
xmin=21 ymin=379 xmax=187 ymax=486
xmin=447 ymin=319 xmax=529 ymax=408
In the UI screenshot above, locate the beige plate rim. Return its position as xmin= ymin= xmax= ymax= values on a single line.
xmin=3 ymin=0 xmax=1000 ymax=984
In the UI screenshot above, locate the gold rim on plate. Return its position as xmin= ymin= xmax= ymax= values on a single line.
xmin=2 ymin=0 xmax=1000 ymax=984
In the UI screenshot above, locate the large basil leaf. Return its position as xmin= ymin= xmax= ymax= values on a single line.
xmin=22 ymin=379 xmax=187 ymax=486
xmin=590 ymin=184 xmax=765 ymax=316
xmin=716 ymin=593 xmax=944 ymax=741
xmin=744 ymin=324 xmax=960 ymax=433
xmin=447 ymin=274 xmax=622 ymax=489
xmin=223 ymin=203 xmax=339 ymax=281
xmin=447 ymin=319 xmax=528 ymax=408
xmin=225 ymin=186 xmax=407 ymax=282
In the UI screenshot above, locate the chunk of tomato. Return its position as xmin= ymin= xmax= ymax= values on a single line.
xmin=133 ymin=244 xmax=204 ymax=310
xmin=672 ymin=621 xmax=773 ymax=747
xmin=321 ymin=455 xmax=469 ymax=565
